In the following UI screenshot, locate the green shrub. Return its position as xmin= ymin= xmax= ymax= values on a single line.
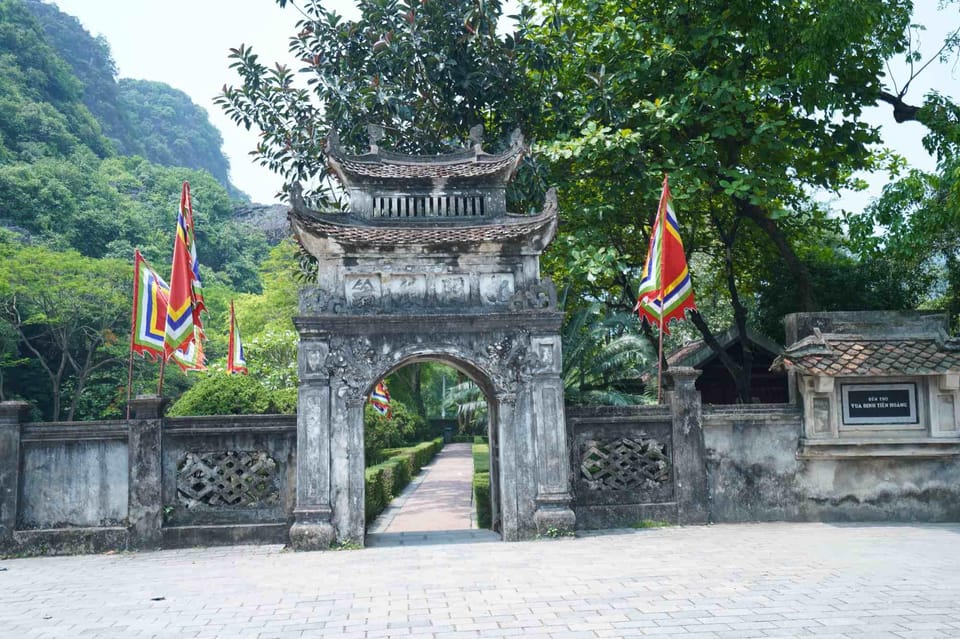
xmin=364 ymin=401 xmax=424 ymax=464
xmin=473 ymin=472 xmax=491 ymax=529
xmin=167 ymin=373 xmax=288 ymax=416
xmin=472 ymin=440 xmax=490 ymax=474
xmin=472 ymin=439 xmax=492 ymax=528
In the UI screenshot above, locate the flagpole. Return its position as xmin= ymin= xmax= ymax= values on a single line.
xmin=157 ymin=355 xmax=166 ymax=396
xmin=657 ymin=175 xmax=670 ymax=403
xmin=126 ymin=253 xmax=138 ymax=419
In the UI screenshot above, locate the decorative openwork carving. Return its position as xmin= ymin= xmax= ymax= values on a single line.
xmin=580 ymin=437 xmax=670 ymax=491
xmin=177 ymin=451 xmax=280 ymax=508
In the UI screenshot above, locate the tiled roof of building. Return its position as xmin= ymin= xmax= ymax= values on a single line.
xmin=772 ymin=333 xmax=960 ymax=376
xmin=289 ymin=189 xmax=558 ymax=249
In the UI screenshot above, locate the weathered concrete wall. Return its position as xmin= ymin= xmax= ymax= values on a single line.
xmin=0 ymin=400 xmax=297 ymax=556
xmin=704 ymin=405 xmax=960 ymax=522
xmin=19 ymin=436 xmax=129 ymax=529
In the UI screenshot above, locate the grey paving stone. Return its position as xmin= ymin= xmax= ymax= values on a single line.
xmin=2 ymin=523 xmax=960 ymax=639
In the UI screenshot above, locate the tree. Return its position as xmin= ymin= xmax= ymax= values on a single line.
xmin=520 ymin=0 xmax=942 ymax=400
xmin=0 ymin=244 xmax=129 ymax=421
xmin=217 ymin=0 xmax=536 ymax=205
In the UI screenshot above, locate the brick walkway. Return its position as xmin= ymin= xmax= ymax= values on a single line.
xmin=375 ymin=442 xmax=475 ymax=533
xmin=3 ymin=522 xmax=960 ymax=638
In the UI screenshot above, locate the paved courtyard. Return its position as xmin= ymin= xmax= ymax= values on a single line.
xmin=2 ymin=522 xmax=959 ymax=638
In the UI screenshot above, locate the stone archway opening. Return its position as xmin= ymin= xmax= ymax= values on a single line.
xmin=362 ymin=356 xmax=503 ymax=542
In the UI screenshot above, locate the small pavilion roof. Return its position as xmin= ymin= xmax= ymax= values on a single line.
xmin=289 ymin=188 xmax=558 ymax=250
xmin=325 ymin=125 xmax=525 ymax=187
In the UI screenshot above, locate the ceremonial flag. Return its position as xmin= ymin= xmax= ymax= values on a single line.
xmin=370 ymin=381 xmax=391 ymax=417
xmin=164 ymin=190 xmax=198 ymax=358
xmin=130 ymin=250 xmax=170 ymax=360
xmin=180 ymin=182 xmax=206 ymax=334
xmin=227 ymin=301 xmax=248 ymax=375
xmin=171 ymin=326 xmax=207 ymax=372
xmin=635 ymin=175 xmax=696 ymax=333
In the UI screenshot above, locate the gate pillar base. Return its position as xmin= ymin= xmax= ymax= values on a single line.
xmin=534 ymin=495 xmax=576 ymax=534
xmin=289 ymin=508 xmax=335 ymax=551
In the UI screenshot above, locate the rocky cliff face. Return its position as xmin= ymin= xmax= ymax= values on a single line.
xmin=232 ymin=203 xmax=290 ymax=245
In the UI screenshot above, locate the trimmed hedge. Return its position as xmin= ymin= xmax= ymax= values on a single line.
xmin=472 ymin=440 xmax=492 ymax=529
xmin=473 ymin=472 xmax=491 ymax=529
xmin=365 ymin=437 xmax=444 ymax=524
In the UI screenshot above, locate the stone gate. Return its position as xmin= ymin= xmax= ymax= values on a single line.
xmin=287 ymin=126 xmax=576 ymax=548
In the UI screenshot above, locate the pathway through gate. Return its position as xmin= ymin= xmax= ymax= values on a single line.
xmin=367 ymin=443 xmax=499 ymax=546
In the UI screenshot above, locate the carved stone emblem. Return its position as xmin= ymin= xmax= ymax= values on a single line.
xmin=345 ymin=275 xmax=382 ymax=309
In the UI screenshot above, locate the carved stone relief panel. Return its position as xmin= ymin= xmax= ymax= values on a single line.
xmin=434 ymin=275 xmax=470 ymax=306
xmin=530 ymin=336 xmax=560 ymax=374
xmin=385 ymin=274 xmax=428 ymax=308
xmin=479 ymin=273 xmax=515 ymax=305
xmin=300 ymin=340 xmax=330 ymax=380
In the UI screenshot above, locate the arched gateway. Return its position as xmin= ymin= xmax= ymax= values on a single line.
xmin=287 ymin=127 xmax=576 ymax=548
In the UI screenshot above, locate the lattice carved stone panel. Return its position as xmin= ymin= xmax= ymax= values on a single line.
xmin=581 ymin=437 xmax=670 ymax=491
xmin=177 ymin=451 xmax=280 ymax=508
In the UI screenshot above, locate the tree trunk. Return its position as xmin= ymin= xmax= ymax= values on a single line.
xmin=737 ymin=199 xmax=817 ymax=311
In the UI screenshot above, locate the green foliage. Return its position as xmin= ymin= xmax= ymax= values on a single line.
xmin=19 ymin=0 xmax=241 ymax=194
xmin=166 ymin=373 xmax=291 ymax=416
xmin=473 ymin=473 xmax=491 ymax=530
xmin=562 ymin=302 xmax=654 ymax=405
xmin=0 ymin=242 xmax=129 ymax=421
xmin=218 ymin=0 xmax=538 ymax=207
xmin=631 ymin=520 xmax=671 ymax=529
xmin=844 ymin=156 xmax=960 ymax=330
xmin=0 ymin=0 xmax=109 ymax=161
xmin=472 ymin=439 xmax=489 ymax=474
xmin=472 ymin=439 xmax=491 ymax=529
xmin=0 ymin=154 xmax=268 ymax=292
xmin=364 ymin=400 xmax=424 ymax=464
xmin=118 ymin=79 xmax=238 ymax=196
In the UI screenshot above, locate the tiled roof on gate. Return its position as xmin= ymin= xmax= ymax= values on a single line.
xmin=326 ymin=128 xmax=525 ymax=185
xmin=289 ymin=188 xmax=558 ymax=249
xmin=771 ymin=332 xmax=960 ymax=376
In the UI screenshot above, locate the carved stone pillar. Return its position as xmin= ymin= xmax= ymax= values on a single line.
xmin=529 ymin=336 xmax=576 ymax=534
xmin=494 ymin=391 xmax=520 ymax=540
xmin=0 ymin=401 xmax=30 ymax=546
xmin=128 ymin=394 xmax=167 ymax=549
xmin=667 ymin=366 xmax=709 ymax=524
xmin=290 ymin=338 xmax=335 ymax=550
xmin=331 ymin=396 xmax=366 ymax=544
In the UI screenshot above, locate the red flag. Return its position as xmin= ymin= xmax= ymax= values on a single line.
xmin=164 ymin=195 xmax=196 ymax=358
xmin=180 ymin=182 xmax=206 ymax=335
xmin=635 ymin=175 xmax=696 ymax=333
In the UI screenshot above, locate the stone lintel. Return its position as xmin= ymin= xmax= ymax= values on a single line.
xmin=294 ymin=311 xmax=564 ymax=337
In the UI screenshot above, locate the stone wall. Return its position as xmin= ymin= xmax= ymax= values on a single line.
xmin=0 ymin=398 xmax=296 ymax=556
xmin=704 ymin=404 xmax=960 ymax=522
xmin=567 ymin=368 xmax=709 ymax=529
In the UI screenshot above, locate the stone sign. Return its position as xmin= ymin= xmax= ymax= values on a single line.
xmin=841 ymin=383 xmax=917 ymax=425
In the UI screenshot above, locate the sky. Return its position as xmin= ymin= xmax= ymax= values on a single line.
xmin=50 ymin=1 xmax=958 ymax=209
